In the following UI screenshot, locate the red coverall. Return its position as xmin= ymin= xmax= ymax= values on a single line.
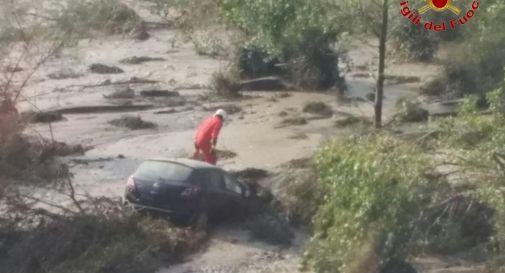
xmin=194 ymin=116 xmax=223 ymax=165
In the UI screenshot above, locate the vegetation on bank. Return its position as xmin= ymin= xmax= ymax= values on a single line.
xmin=0 ymin=214 xmax=204 ymax=273
xmin=300 ymin=77 xmax=505 ymax=272
xmin=1 ymin=0 xmax=505 ymax=272
xmin=51 ymin=0 xmax=143 ymax=39
xmin=305 ymin=135 xmax=435 ymax=273
xmin=443 ymin=0 xmax=505 ymax=97
xmin=0 ymin=0 xmax=143 ymax=43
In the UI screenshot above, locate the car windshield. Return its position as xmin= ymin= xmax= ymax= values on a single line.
xmin=135 ymin=161 xmax=192 ymax=182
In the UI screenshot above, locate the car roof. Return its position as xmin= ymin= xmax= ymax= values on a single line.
xmin=146 ymin=158 xmax=221 ymax=170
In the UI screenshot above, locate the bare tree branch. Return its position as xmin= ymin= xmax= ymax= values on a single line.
xmin=2 ymin=49 xmax=27 ymax=95
xmin=14 ymin=41 xmax=63 ymax=102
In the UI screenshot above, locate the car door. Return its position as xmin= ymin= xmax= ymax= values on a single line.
xmin=199 ymin=169 xmax=228 ymax=217
xmin=222 ymin=171 xmax=247 ymax=215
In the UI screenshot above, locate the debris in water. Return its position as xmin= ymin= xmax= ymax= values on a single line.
xmin=4 ymin=66 xmax=23 ymax=73
xmin=104 ymin=87 xmax=135 ymax=99
xmin=53 ymin=105 xmax=154 ymax=114
xmin=120 ymin=56 xmax=166 ymax=65
xmin=215 ymin=149 xmax=237 ymax=160
xmin=109 ymin=116 xmax=157 ymax=130
xmin=240 ymin=77 xmax=289 ymax=91
xmin=230 ymin=168 xmax=270 ymax=181
xmin=25 ymin=111 xmax=64 ymax=124
xmin=334 ymin=115 xmax=371 ymax=128
xmin=278 ymin=111 xmax=288 ymax=117
xmin=302 ymin=102 xmax=333 ymax=117
xmin=154 ymin=109 xmax=177 ymax=115
xmin=278 ymin=117 xmax=308 ymax=128
xmin=47 ymin=70 xmax=82 ymax=80
xmin=247 ymin=213 xmax=294 ymax=245
xmin=140 ymin=90 xmax=180 ymax=97
xmin=89 ymin=63 xmax=124 ymax=74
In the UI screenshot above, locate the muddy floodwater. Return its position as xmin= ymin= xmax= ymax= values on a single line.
xmin=12 ymin=2 xmax=454 ymax=272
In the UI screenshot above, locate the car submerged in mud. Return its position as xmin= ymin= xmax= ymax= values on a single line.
xmin=123 ymin=158 xmax=251 ymax=228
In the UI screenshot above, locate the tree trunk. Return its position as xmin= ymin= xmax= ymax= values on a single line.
xmin=375 ymin=0 xmax=389 ymax=128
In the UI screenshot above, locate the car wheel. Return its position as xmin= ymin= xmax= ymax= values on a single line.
xmin=191 ymin=210 xmax=209 ymax=230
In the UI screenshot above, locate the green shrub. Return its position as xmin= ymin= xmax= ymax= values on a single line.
xmin=220 ymin=0 xmax=346 ymax=89
xmin=442 ymin=0 xmax=505 ymax=97
xmin=435 ymin=79 xmax=505 ymax=268
xmin=391 ymin=19 xmax=439 ymax=61
xmin=304 ymin=135 xmax=434 ymax=273
xmin=395 ymin=99 xmax=429 ymax=123
xmin=290 ymin=29 xmax=343 ymax=90
xmin=390 ymin=0 xmax=464 ymax=61
xmin=51 ymin=0 xmax=143 ymax=39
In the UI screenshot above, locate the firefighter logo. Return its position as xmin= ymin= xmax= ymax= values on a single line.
xmin=400 ymin=0 xmax=480 ymax=31
xmin=418 ymin=0 xmax=461 ymax=15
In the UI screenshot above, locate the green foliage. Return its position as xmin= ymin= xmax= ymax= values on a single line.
xmin=443 ymin=0 xmax=505 ymax=96
xmin=1 ymin=0 xmax=144 ymax=44
xmin=435 ymin=77 xmax=505 ymax=268
xmin=305 ymin=135 xmax=433 ymax=273
xmin=391 ymin=19 xmax=439 ymax=61
xmin=220 ymin=0 xmax=342 ymax=58
xmin=395 ymin=99 xmax=429 ymax=123
xmin=437 ymin=91 xmax=501 ymax=148
xmin=219 ymin=0 xmax=346 ymax=89
xmin=50 ymin=0 xmax=143 ymax=39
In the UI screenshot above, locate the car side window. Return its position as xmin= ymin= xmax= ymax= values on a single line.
xmin=223 ymin=173 xmax=243 ymax=195
xmin=205 ymin=170 xmax=225 ymax=190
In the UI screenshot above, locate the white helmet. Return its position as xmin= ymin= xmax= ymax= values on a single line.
xmin=214 ymin=109 xmax=227 ymax=121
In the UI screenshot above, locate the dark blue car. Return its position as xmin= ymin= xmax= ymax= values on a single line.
xmin=123 ymin=158 xmax=251 ymax=228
